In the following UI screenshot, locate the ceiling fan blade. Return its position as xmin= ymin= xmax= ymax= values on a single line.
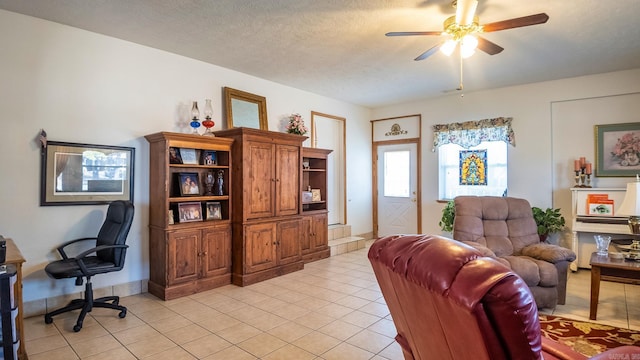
xmin=386 ymin=31 xmax=442 ymax=36
xmin=414 ymin=43 xmax=442 ymax=61
xmin=476 ymin=36 xmax=504 ymax=55
xmin=482 ymin=13 xmax=549 ymax=32
xmin=455 ymin=0 xmax=478 ymax=25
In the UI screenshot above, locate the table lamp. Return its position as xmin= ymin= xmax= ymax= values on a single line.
xmin=617 ymin=175 xmax=640 ymax=259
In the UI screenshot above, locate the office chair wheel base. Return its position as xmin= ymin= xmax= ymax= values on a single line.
xmin=44 ymin=315 xmax=53 ymax=324
xmin=119 ymin=310 xmax=127 ymax=318
xmin=73 ymin=324 xmax=82 ymax=332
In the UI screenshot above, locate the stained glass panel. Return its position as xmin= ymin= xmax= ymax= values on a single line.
xmin=459 ymin=150 xmax=487 ymax=185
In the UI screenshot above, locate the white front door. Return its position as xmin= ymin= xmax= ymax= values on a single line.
xmin=376 ymin=143 xmax=419 ymax=236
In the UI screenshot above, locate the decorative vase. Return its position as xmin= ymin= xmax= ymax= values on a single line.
xmin=214 ymin=170 xmax=224 ymax=196
xmin=204 ymin=171 xmax=214 ymax=195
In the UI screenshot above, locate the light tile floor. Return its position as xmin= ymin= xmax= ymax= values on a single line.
xmin=24 ymin=245 xmax=640 ymax=360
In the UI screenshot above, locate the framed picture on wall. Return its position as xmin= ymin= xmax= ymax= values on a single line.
xmin=595 ymin=122 xmax=640 ymax=177
xmin=40 ymin=141 xmax=135 ymax=205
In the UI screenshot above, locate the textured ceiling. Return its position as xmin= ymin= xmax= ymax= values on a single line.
xmin=1 ymin=0 xmax=639 ymax=107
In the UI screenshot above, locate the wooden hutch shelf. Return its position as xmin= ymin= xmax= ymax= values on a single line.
xmin=145 ymin=132 xmax=234 ymax=300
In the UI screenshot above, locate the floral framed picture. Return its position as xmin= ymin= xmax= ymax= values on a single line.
xmin=595 ymin=122 xmax=640 ymax=177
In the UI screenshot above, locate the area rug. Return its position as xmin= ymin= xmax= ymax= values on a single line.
xmin=540 ymin=315 xmax=640 ymax=357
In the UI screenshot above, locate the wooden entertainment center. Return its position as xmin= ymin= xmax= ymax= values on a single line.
xmin=146 ymin=128 xmax=331 ymax=298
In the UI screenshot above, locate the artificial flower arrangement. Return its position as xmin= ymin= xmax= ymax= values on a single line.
xmin=286 ymin=113 xmax=308 ymax=135
xmin=611 ymin=132 xmax=640 ymax=166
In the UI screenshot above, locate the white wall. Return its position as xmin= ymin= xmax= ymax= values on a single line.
xmin=0 ymin=9 xmax=372 ymax=302
xmin=372 ymin=68 xmax=640 ymax=237
xmin=3 ymin=8 xmax=638 ymax=302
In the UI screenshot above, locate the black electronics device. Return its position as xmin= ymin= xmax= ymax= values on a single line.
xmin=0 ymin=235 xmax=6 ymax=264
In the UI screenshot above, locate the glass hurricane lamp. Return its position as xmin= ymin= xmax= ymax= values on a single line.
xmin=202 ymin=99 xmax=215 ymax=136
xmin=189 ymin=101 xmax=201 ymax=134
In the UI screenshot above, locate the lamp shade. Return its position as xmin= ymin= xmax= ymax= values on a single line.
xmin=440 ymin=39 xmax=456 ymax=56
xmin=617 ymin=180 xmax=640 ymax=216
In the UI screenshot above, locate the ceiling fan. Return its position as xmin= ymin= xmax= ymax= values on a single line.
xmin=386 ymin=0 xmax=549 ymax=61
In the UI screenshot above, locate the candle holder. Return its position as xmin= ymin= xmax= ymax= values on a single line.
xmin=572 ymin=158 xmax=593 ymax=188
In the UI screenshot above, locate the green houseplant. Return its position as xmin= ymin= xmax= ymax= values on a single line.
xmin=439 ymin=200 xmax=455 ymax=233
xmin=532 ymin=207 xmax=566 ymax=242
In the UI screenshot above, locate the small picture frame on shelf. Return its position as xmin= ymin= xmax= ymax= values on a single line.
xmin=179 ymin=148 xmax=198 ymax=164
xmin=177 ymin=202 xmax=203 ymax=223
xmin=302 ymin=191 xmax=313 ymax=203
xmin=178 ymin=172 xmax=200 ymax=196
xmin=311 ymin=189 xmax=321 ymax=202
xmin=169 ymin=147 xmax=182 ymax=164
xmin=205 ymin=202 xmax=222 ymax=220
xmin=201 ymin=150 xmax=217 ymax=165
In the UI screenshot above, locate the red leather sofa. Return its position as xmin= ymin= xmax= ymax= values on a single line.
xmin=368 ymin=234 xmax=640 ymax=359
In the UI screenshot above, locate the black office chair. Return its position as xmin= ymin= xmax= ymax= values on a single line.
xmin=44 ymin=200 xmax=134 ymax=332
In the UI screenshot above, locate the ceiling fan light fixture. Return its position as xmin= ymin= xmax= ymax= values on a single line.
xmin=460 ymin=35 xmax=478 ymax=58
xmin=440 ymin=39 xmax=457 ymax=56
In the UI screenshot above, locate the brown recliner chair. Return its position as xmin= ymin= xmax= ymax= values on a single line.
xmin=368 ymin=234 xmax=640 ymax=360
xmin=453 ymin=196 xmax=576 ymax=309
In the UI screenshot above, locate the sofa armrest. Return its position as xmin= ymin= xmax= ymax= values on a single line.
xmin=520 ymin=243 xmax=576 ymax=264
xmin=460 ymin=241 xmax=496 ymax=257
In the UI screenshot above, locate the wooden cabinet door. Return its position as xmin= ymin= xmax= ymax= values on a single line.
xmin=167 ymin=230 xmax=199 ymax=285
xmin=245 ymin=222 xmax=277 ymax=273
xmin=277 ymin=219 xmax=302 ymax=265
xmin=300 ymin=216 xmax=312 ymax=254
xmin=309 ymin=214 xmax=328 ymax=252
xmin=247 ymin=141 xmax=275 ymax=219
xmin=275 ymin=144 xmax=300 ymax=216
xmin=201 ymin=226 xmax=231 ymax=278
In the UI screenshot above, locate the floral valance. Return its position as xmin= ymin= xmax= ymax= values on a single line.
xmin=432 ymin=117 xmax=515 ymax=150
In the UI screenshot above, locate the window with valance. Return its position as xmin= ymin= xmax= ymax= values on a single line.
xmin=434 ymin=117 xmax=514 ymax=200
xmin=432 ymin=117 xmax=515 ymax=150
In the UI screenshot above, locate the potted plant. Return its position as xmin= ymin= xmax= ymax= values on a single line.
xmin=439 ymin=200 xmax=455 ymax=233
xmin=532 ymin=207 xmax=566 ymax=242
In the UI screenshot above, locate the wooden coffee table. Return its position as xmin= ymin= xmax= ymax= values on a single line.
xmin=589 ymin=252 xmax=640 ymax=320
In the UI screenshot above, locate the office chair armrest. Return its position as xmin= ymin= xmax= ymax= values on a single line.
xmin=73 ymin=244 xmax=129 ymax=277
xmin=57 ymin=237 xmax=98 ymax=259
